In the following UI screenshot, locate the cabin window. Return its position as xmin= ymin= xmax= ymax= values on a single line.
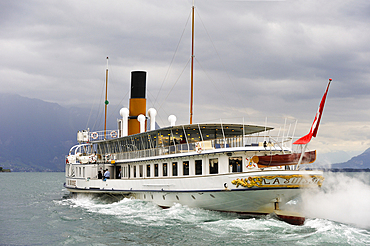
xmin=172 ymin=162 xmax=178 ymax=176
xmin=116 ymin=166 xmax=122 ymax=179
xmin=195 ymin=160 xmax=202 ymax=175
xmin=79 ymin=167 xmax=81 ymax=177
xmin=183 ymin=161 xmax=189 ymax=176
xmin=139 ymin=165 xmax=143 ymax=178
xmin=147 ymin=164 xmax=151 ymax=177
xmin=229 ymin=156 xmax=242 ymax=172
xmin=154 ymin=164 xmax=158 ymax=177
xmin=83 ymin=167 xmax=85 ymax=177
xmin=163 ymin=163 xmax=168 ymax=176
xmin=209 ymin=158 xmax=219 ymax=174
xmin=133 ymin=165 xmax=137 ymax=178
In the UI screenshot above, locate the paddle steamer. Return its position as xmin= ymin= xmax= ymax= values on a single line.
xmin=64 ymin=4 xmax=330 ymax=225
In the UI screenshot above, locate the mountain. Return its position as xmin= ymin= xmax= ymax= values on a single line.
xmin=331 ymin=147 xmax=370 ymax=169
xmin=0 ymin=93 xmax=114 ymax=172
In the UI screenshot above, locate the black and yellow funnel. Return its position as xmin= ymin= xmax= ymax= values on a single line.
xmin=128 ymin=71 xmax=146 ymax=135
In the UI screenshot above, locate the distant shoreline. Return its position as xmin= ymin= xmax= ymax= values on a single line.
xmin=0 ymin=167 xmax=11 ymax=172
xmin=306 ymin=168 xmax=370 ymax=172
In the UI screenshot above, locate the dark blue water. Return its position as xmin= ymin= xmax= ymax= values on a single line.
xmin=1 ymin=172 xmax=369 ymax=245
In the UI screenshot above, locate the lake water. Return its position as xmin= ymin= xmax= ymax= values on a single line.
xmin=1 ymin=172 xmax=370 ymax=245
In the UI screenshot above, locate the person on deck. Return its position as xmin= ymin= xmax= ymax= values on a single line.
xmin=117 ymin=168 xmax=121 ymax=179
xmin=104 ymin=169 xmax=110 ymax=179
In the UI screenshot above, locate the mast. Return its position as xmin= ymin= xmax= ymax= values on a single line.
xmin=190 ymin=2 xmax=195 ymax=124
xmin=104 ymin=57 xmax=109 ymax=139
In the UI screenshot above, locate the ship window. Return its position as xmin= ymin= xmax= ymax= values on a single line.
xmin=172 ymin=162 xmax=178 ymax=176
xmin=195 ymin=160 xmax=202 ymax=175
xmin=133 ymin=165 xmax=137 ymax=178
xmin=83 ymin=167 xmax=85 ymax=177
xmin=147 ymin=164 xmax=151 ymax=177
xmin=209 ymin=158 xmax=219 ymax=174
xmin=124 ymin=166 xmax=129 ymax=178
xmin=154 ymin=164 xmax=158 ymax=177
xmin=139 ymin=165 xmax=143 ymax=178
xmin=163 ymin=163 xmax=168 ymax=176
xmin=183 ymin=161 xmax=189 ymax=176
xmin=229 ymin=156 xmax=242 ymax=173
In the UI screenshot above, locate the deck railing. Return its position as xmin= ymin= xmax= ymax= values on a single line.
xmin=89 ymin=130 xmax=119 ymax=141
xmin=98 ymin=135 xmax=293 ymax=163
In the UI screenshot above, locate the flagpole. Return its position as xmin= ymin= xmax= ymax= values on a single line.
xmin=296 ymin=144 xmax=307 ymax=170
xmin=104 ymin=57 xmax=109 ymax=140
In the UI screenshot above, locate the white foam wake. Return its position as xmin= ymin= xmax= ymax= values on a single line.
xmin=302 ymin=172 xmax=370 ymax=229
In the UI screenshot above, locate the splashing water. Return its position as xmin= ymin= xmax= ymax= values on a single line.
xmin=2 ymin=172 xmax=369 ymax=245
xmin=302 ymin=172 xmax=370 ymax=229
xmin=58 ymin=181 xmax=370 ymax=245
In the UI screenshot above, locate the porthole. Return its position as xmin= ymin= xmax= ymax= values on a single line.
xmin=176 ymin=195 xmax=179 ymax=200
xmin=191 ymin=195 xmax=196 ymax=200
xmin=210 ymin=194 xmax=215 ymax=198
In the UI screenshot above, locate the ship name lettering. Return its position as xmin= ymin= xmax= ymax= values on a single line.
xmin=262 ymin=178 xmax=270 ymax=185
xmin=272 ymin=178 xmax=280 ymax=185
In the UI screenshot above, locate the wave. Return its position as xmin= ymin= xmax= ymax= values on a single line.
xmin=56 ymin=191 xmax=370 ymax=245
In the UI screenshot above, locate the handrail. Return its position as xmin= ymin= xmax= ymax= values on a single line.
xmin=89 ymin=130 xmax=119 ymax=141
xmin=94 ymin=135 xmax=292 ymax=163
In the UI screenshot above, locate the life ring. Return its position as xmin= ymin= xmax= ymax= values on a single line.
xmin=89 ymin=155 xmax=97 ymax=163
xmin=110 ymin=131 xmax=118 ymax=138
xmin=91 ymin=132 xmax=98 ymax=140
xmin=195 ymin=142 xmax=203 ymax=153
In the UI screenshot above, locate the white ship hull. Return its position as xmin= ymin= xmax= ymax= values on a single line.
xmin=65 ymin=169 xmax=323 ymax=215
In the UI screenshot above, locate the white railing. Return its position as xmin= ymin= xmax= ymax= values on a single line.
xmin=99 ymin=135 xmax=292 ymax=162
xmin=89 ymin=130 xmax=119 ymax=141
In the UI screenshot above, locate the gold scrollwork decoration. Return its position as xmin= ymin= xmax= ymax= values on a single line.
xmin=231 ymin=175 xmax=324 ymax=188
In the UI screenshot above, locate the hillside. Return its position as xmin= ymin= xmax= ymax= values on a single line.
xmin=331 ymin=147 xmax=370 ymax=169
xmin=0 ymin=94 xmax=114 ymax=171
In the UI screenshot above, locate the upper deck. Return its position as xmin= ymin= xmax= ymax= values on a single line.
xmin=71 ymin=123 xmax=295 ymax=163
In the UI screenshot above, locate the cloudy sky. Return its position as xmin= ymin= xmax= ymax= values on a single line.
xmin=1 ymin=0 xmax=370 ymax=163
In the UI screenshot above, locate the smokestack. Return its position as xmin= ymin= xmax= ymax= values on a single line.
xmin=128 ymin=71 xmax=147 ymax=135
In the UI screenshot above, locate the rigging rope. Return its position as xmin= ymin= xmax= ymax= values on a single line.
xmin=157 ymin=58 xmax=191 ymax=114
xmin=153 ymin=10 xmax=192 ymax=109
xmin=195 ymin=8 xmax=250 ymax=119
